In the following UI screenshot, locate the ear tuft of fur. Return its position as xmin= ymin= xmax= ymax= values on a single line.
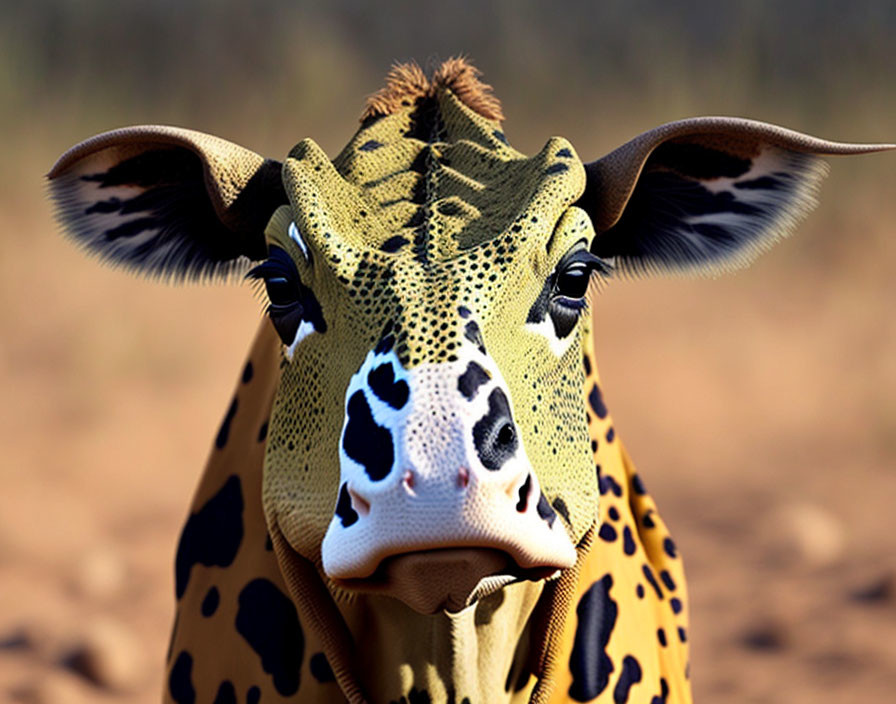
xmin=362 ymin=56 xmax=503 ymax=123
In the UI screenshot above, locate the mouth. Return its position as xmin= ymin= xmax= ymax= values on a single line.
xmin=332 ymin=547 xmax=563 ymax=614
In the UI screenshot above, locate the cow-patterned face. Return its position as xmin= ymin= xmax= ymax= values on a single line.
xmin=257 ymin=137 xmax=603 ymax=612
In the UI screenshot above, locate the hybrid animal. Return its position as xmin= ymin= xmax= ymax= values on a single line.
xmin=48 ymin=59 xmax=892 ymax=704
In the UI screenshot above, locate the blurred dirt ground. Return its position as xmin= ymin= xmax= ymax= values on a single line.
xmin=1 ymin=138 xmax=894 ymax=703
xmin=2 ymin=3 xmax=896 ymax=699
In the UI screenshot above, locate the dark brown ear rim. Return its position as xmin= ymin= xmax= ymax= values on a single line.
xmin=577 ymin=117 xmax=894 ymax=277
xmin=48 ymin=125 xmax=287 ymax=282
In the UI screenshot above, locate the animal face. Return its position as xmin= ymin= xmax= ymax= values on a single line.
xmin=254 ymin=135 xmax=602 ymax=610
xmin=48 ymin=60 xmax=892 ymax=617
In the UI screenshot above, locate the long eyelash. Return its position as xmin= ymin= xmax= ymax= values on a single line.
xmin=246 ymin=245 xmax=302 ymax=313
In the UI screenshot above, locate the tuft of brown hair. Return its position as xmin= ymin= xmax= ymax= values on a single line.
xmin=362 ymin=57 xmax=504 ymax=123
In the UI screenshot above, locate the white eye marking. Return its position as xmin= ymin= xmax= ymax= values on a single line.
xmin=284 ymin=320 xmax=316 ymax=360
xmin=288 ymin=221 xmax=310 ymax=260
xmin=525 ymin=318 xmax=578 ymax=358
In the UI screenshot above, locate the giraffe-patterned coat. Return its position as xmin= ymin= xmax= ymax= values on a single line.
xmin=48 ymin=59 xmax=892 ymax=704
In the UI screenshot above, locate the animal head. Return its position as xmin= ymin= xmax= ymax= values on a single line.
xmin=48 ymin=59 xmax=891 ymax=614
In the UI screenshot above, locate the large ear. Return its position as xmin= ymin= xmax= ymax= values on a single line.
xmin=48 ymin=125 xmax=288 ymax=281
xmin=579 ymin=117 xmax=894 ymax=276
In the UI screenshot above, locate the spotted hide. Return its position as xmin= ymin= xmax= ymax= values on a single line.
xmin=48 ymin=58 xmax=892 ymax=703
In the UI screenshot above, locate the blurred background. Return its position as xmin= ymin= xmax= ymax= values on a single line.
xmin=1 ymin=1 xmax=894 ymax=702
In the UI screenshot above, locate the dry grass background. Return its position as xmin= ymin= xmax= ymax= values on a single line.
xmin=1 ymin=2 xmax=895 ymax=701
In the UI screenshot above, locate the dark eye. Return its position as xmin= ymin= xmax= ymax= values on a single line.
xmin=264 ymin=276 xmax=298 ymax=307
xmin=542 ymin=247 xmax=612 ymax=339
xmin=555 ymin=261 xmax=592 ymax=299
xmin=246 ymin=245 xmax=312 ymax=346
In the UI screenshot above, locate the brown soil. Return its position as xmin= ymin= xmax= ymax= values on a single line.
xmin=2 ymin=158 xmax=895 ymax=702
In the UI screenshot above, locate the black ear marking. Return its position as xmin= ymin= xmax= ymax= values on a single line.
xmin=578 ymin=117 xmax=894 ymax=277
xmin=49 ymin=128 xmax=287 ymax=281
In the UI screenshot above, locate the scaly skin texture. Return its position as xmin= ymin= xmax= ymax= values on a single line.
xmin=51 ymin=59 xmax=889 ymax=704
xmin=165 ymin=318 xmax=691 ymax=704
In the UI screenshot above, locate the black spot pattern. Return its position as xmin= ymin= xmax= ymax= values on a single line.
xmin=599 ymin=475 xmax=623 ymax=497
xmin=599 ymin=523 xmax=618 ymax=542
xmin=493 ymin=129 xmax=509 ymax=145
xmin=605 ymin=426 xmax=616 ymax=443
xmin=381 ymin=235 xmax=408 ymax=252
xmin=368 ymin=363 xmax=410 ymax=409
xmin=657 ymin=628 xmax=667 ymax=647
xmin=343 ymin=390 xmax=394 ymax=481
xmin=569 ymin=574 xmax=617 ymax=702
xmin=632 ymin=473 xmax=647 ymax=495
xmin=463 ymin=320 xmax=487 ymax=353
xmin=663 ymin=537 xmax=678 ymax=559
xmin=335 ymin=483 xmax=359 ymax=528
xmin=457 ymin=361 xmax=490 ymax=400
xmin=608 ymin=506 xmax=620 ymax=521
xmin=670 ymin=597 xmax=683 ymax=615
xmin=310 ymin=652 xmax=335 ymax=683
xmin=613 ymin=655 xmax=643 ymax=703
xmin=678 ymin=627 xmax=688 ymax=643
xmin=642 ymin=510 xmax=656 ymax=529
xmin=247 ymin=686 xmax=260 ymax=704
xmin=174 ymin=475 xmax=243 ymax=599
xmin=660 ymin=570 xmax=677 ymax=592
xmin=375 ymin=331 xmax=396 ymax=354
xmin=636 ymin=584 xmax=645 ymax=599
xmin=536 ymin=492 xmax=557 ymax=527
xmin=257 ymin=420 xmax=269 ymax=443
xmin=242 ymin=361 xmax=254 ymax=383
xmin=215 ymin=398 xmax=238 ymax=449
xmin=169 ymin=651 xmax=196 ymax=704
xmin=472 ymin=388 xmax=518 ymax=470
xmin=551 ymin=497 xmax=571 ymax=524
xmin=545 ymin=163 xmax=569 ymax=175
xmin=236 ymin=579 xmax=304 ymax=696
xmin=622 ymin=526 xmax=636 ymax=556
xmin=556 ymin=148 xmax=573 ymax=158
xmin=359 ymin=139 xmax=384 ymax=151
xmin=201 ymin=586 xmax=220 ymax=617
xmin=642 ymin=564 xmax=664 ymax=600
xmin=588 ymin=384 xmax=608 ymax=419
xmin=212 ymin=681 xmax=237 ymax=704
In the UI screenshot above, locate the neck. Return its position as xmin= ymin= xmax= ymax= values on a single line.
xmin=340 ymin=580 xmax=545 ymax=704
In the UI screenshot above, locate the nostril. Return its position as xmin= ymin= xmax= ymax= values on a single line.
xmin=496 ymin=423 xmax=515 ymax=447
xmin=349 ymin=488 xmax=371 ymax=516
xmin=516 ymin=474 xmax=532 ymax=512
xmin=457 ymin=466 xmax=470 ymax=489
xmin=402 ymin=470 xmax=417 ymax=496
